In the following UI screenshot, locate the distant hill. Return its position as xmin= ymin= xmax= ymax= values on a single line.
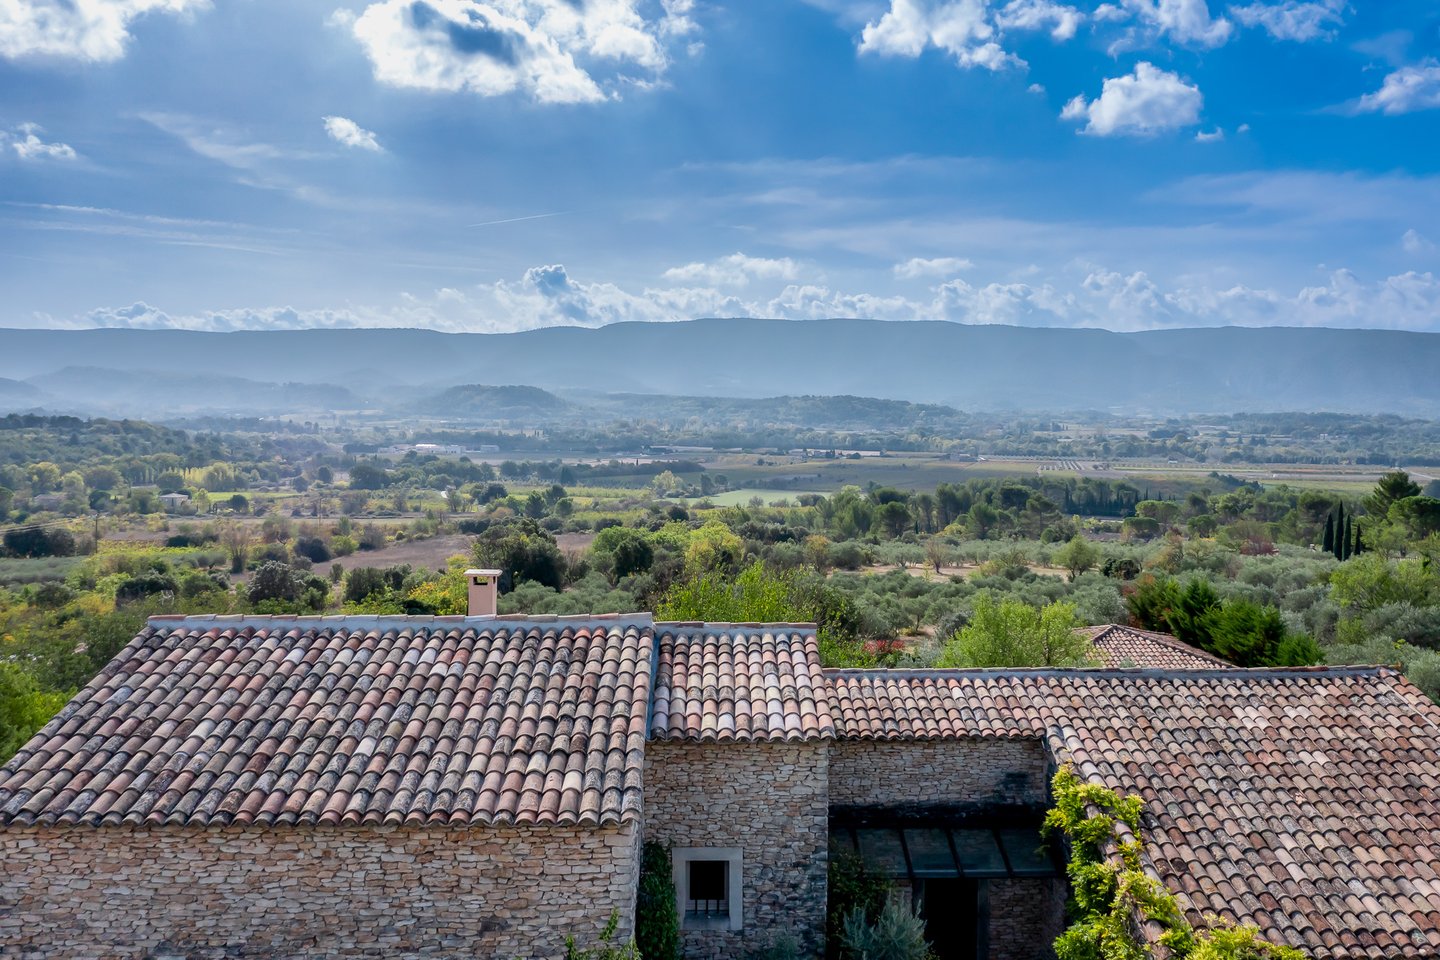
xmin=568 ymin=392 xmax=969 ymax=431
xmin=23 ymin=366 xmax=365 ymax=417
xmin=0 ymin=377 xmax=44 ymax=411
xmin=1 ymin=319 xmax=1438 ymax=415
xmin=413 ymin=384 xmax=571 ymax=419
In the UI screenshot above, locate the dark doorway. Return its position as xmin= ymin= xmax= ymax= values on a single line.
xmin=917 ymin=879 xmax=979 ymax=960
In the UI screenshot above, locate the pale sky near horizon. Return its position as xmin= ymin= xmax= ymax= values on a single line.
xmin=1 ymin=0 xmax=1438 ymax=333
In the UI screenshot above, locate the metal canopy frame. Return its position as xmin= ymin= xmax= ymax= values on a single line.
xmin=829 ymin=821 xmax=1060 ymax=883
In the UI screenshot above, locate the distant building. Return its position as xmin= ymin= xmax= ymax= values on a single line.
xmin=157 ymin=492 xmax=191 ymax=512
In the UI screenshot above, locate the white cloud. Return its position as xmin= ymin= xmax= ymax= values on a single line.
xmin=67 ymin=261 xmax=1440 ymax=333
xmin=1228 ymin=0 xmax=1345 ymax=42
xmin=1403 ymin=229 xmax=1436 ymax=256
xmin=1061 ymin=62 xmax=1203 ymax=137
xmin=0 ymin=0 xmax=207 ymax=62
xmin=5 ymin=122 xmax=77 ymax=160
xmin=81 ymin=301 xmax=364 ymax=332
xmin=1027 ymin=82 xmax=1045 ymax=94
xmin=1353 ymin=60 xmax=1440 ymax=116
xmin=894 ymin=256 xmax=974 ymax=278
xmin=1194 ymin=127 xmax=1223 ymax=141
xmin=857 ymin=0 xmax=1081 ymax=71
xmin=860 ymin=0 xmax=1018 ymax=70
xmin=1102 ymin=0 xmax=1231 ymax=49
xmin=662 ymin=252 xmax=800 ymax=287
xmin=322 ymin=116 xmax=383 ymax=152
xmin=345 ymin=0 xmax=694 ymax=104
xmin=994 ymin=0 xmax=1082 ymax=40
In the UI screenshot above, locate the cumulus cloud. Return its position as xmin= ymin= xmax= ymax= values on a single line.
xmin=322 ymin=116 xmax=383 ymax=151
xmin=1228 ymin=0 xmax=1345 ymax=42
xmin=894 ymin=256 xmax=974 ymax=278
xmin=1061 ymin=62 xmax=1203 ymax=137
xmin=994 ymin=0 xmax=1082 ymax=40
xmin=65 ymin=258 xmax=1440 ymax=334
xmin=1194 ymin=127 xmax=1223 ymax=142
xmin=662 ymin=252 xmax=800 ymax=287
xmin=5 ymin=122 xmax=77 ymax=160
xmin=1353 ymin=60 xmax=1440 ymax=116
xmin=1403 ymin=229 xmax=1436 ymax=256
xmin=0 ymin=0 xmax=207 ymax=62
xmin=82 ymin=301 xmax=363 ymax=332
xmin=1099 ymin=0 xmax=1232 ymax=50
xmin=345 ymin=0 xmax=695 ymax=104
xmin=858 ymin=0 xmax=1082 ymax=71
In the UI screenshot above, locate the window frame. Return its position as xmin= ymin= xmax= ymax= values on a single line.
xmin=671 ymin=847 xmax=744 ymax=932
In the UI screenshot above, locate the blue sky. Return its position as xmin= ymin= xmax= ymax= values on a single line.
xmin=1 ymin=0 xmax=1438 ymax=333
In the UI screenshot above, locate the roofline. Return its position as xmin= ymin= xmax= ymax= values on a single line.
xmin=824 ymin=665 xmax=1397 ymax=681
xmin=655 ymin=621 xmax=818 ymax=631
xmin=146 ymin=613 xmax=658 ymax=633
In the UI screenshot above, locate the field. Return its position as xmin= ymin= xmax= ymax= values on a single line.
xmin=686 ymin=488 xmax=824 ymax=506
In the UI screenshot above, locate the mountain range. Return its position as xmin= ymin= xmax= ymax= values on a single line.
xmin=0 ymin=319 xmax=1436 ymax=416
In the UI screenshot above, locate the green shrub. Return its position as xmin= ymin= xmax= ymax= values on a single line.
xmin=635 ymin=841 xmax=679 ymax=960
xmin=841 ymin=897 xmax=935 ymax=960
xmin=564 ymin=910 xmax=641 ymax=960
xmin=826 ymin=847 xmax=891 ymax=960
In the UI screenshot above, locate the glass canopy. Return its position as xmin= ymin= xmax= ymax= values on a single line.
xmin=830 ymin=823 xmax=1059 ymax=881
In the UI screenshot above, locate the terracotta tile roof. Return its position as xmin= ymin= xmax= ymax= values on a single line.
xmin=0 ymin=614 xmax=654 ymax=828
xmin=1081 ymin=623 xmax=1232 ymax=669
xmin=826 ymin=666 xmax=1440 ymax=960
xmin=649 ymin=623 xmax=834 ymax=742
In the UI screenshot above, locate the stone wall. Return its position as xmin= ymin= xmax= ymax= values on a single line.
xmin=828 ymin=737 xmax=1050 ymax=811
xmin=987 ymin=877 xmax=1067 ymax=960
xmin=0 ymin=822 xmax=639 ymax=959
xmin=643 ymin=740 xmax=829 ymax=960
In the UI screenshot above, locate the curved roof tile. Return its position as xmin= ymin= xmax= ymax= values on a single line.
xmin=0 ymin=616 xmax=654 ymax=828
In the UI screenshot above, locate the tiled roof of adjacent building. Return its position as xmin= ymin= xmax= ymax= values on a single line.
xmin=649 ymin=623 xmax=833 ymax=742
xmin=1081 ymin=623 xmax=1232 ymax=669
xmin=825 ymin=666 xmax=1440 ymax=960
xmin=0 ymin=614 xmax=655 ymax=828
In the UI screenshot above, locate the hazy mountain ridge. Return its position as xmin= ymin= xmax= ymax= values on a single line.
xmin=2 ymin=319 xmax=1437 ymax=415
xmin=412 ymin=384 xmax=572 ymax=418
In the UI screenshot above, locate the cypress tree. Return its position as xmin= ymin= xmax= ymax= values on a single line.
xmin=1322 ymin=513 xmax=1334 ymax=555
xmin=1333 ymin=503 xmax=1346 ymax=560
xmin=1342 ymin=515 xmax=1353 ymax=560
xmin=1354 ymin=525 xmax=1364 ymax=556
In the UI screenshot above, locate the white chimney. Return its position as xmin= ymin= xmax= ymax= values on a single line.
xmin=464 ymin=569 xmax=501 ymax=616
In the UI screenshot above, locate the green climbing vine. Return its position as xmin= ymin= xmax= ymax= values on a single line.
xmin=1044 ymin=766 xmax=1306 ymax=960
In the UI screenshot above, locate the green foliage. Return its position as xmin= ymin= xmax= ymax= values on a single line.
xmin=1329 ymin=554 xmax=1437 ymax=611
xmin=564 ymin=910 xmax=641 ymax=960
xmin=0 ymin=661 xmax=69 ymax=765
xmin=473 ymin=518 xmax=567 ymax=593
xmin=1201 ymin=600 xmax=1289 ymax=667
xmin=747 ymin=935 xmax=801 ymax=960
xmin=1045 ymin=767 xmax=1304 ymax=960
xmin=246 ymin=561 xmax=330 ymax=611
xmin=635 ymin=842 xmax=680 ymax=960
xmin=1054 ymin=535 xmax=1101 ymax=582
xmin=937 ymin=593 xmax=1095 ymax=668
xmin=657 ymin=561 xmax=797 ymax=623
xmin=826 ymin=847 xmax=892 ymax=960
xmin=841 ymin=898 xmax=936 ymax=960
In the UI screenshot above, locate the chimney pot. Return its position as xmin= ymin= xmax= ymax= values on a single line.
xmin=464 ymin=569 xmax=501 ymax=617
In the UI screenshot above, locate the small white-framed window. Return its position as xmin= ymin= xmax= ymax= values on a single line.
xmin=672 ymin=847 xmax=743 ymax=931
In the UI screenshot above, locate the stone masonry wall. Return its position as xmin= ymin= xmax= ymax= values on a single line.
xmin=643 ymin=740 xmax=829 ymax=960
xmin=988 ymin=877 xmax=1067 ymax=960
xmin=0 ymin=822 xmax=639 ymax=959
xmin=828 ymin=737 xmax=1050 ymax=811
